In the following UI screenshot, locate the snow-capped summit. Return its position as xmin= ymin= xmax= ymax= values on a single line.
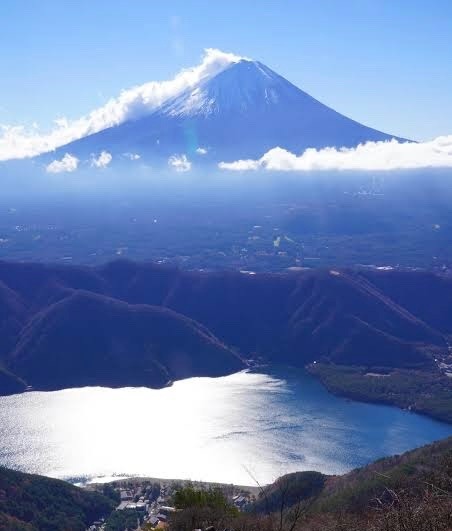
xmin=43 ymin=57 xmax=403 ymax=164
xmin=159 ymin=60 xmax=290 ymax=117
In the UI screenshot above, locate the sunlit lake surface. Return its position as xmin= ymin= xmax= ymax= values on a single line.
xmin=1 ymin=368 xmax=451 ymax=485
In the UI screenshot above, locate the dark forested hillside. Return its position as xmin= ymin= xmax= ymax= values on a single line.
xmin=10 ymin=289 xmax=244 ymax=390
xmin=0 ymin=366 xmax=26 ymax=395
xmin=0 ymin=466 xmax=115 ymax=531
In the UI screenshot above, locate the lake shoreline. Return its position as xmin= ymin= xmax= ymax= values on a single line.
xmin=2 ymin=361 xmax=452 ymax=427
xmin=83 ymin=474 xmax=262 ymax=494
xmin=307 ymin=362 xmax=452 ymax=425
xmin=1 ymin=369 xmax=452 ymax=485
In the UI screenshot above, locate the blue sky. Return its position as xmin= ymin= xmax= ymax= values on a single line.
xmin=1 ymin=0 xmax=451 ymax=141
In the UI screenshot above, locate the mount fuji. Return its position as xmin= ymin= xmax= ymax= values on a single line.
xmin=42 ymin=58 xmax=404 ymax=165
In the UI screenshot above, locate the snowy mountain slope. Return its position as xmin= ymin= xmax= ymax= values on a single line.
xmin=43 ymin=59 xmax=404 ymax=163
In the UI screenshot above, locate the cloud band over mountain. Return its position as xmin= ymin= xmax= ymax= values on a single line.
xmin=218 ymin=136 xmax=452 ymax=172
xmin=0 ymin=49 xmax=244 ymax=161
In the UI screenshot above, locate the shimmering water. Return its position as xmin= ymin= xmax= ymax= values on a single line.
xmin=1 ymin=368 xmax=451 ymax=485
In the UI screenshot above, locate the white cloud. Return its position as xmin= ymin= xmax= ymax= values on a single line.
xmin=219 ymin=158 xmax=261 ymax=171
xmin=0 ymin=48 xmax=245 ymax=161
xmin=91 ymin=150 xmax=112 ymax=168
xmin=196 ymin=147 xmax=208 ymax=155
xmin=219 ymin=136 xmax=452 ymax=172
xmin=168 ymin=154 xmax=191 ymax=172
xmin=46 ymin=153 xmax=79 ymax=173
xmin=123 ymin=152 xmax=141 ymax=160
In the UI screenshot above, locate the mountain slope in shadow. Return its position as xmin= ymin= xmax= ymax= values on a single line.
xmin=10 ymin=289 xmax=244 ymax=391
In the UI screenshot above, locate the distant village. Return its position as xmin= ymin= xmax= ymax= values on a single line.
xmin=86 ymin=478 xmax=256 ymax=530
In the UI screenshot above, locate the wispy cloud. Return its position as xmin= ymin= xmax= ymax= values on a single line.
xmin=168 ymin=154 xmax=191 ymax=172
xmin=123 ymin=152 xmax=141 ymax=160
xmin=196 ymin=147 xmax=208 ymax=155
xmin=0 ymin=48 xmax=245 ymax=161
xmin=91 ymin=150 xmax=112 ymax=168
xmin=219 ymin=136 xmax=452 ymax=172
xmin=46 ymin=153 xmax=79 ymax=173
xmin=170 ymin=15 xmax=185 ymax=57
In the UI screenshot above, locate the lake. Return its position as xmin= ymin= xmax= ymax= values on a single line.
xmin=1 ymin=367 xmax=451 ymax=485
